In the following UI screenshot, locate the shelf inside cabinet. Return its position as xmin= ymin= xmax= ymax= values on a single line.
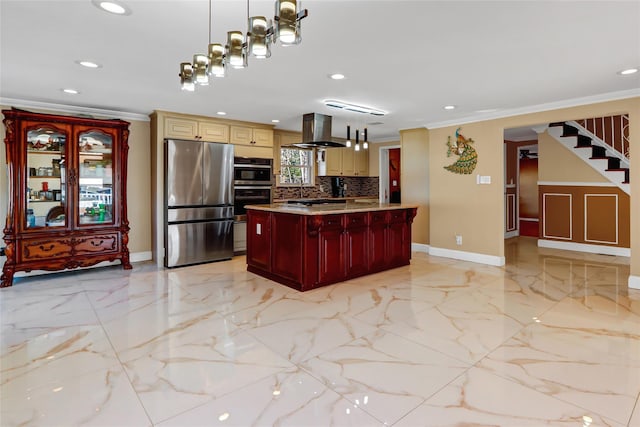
xmin=27 ymin=150 xmax=63 ymax=155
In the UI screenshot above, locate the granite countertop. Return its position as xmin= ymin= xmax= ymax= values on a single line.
xmin=272 ymin=196 xmax=379 ymax=203
xmin=245 ymin=201 xmax=417 ymax=215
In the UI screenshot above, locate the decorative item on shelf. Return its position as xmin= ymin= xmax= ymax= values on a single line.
xmin=179 ymin=0 xmax=308 ymax=91
xmin=445 ymin=127 xmax=478 ymax=174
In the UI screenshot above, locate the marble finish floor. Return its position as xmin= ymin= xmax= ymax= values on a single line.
xmin=1 ymin=237 xmax=639 ymax=426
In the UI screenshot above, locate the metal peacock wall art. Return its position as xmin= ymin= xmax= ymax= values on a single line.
xmin=445 ymin=127 xmax=477 ymax=174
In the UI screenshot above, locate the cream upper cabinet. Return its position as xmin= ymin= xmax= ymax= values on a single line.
xmin=324 ymin=148 xmax=342 ymax=176
xmin=164 ymin=117 xmax=229 ymax=143
xmin=320 ymin=146 xmax=369 ymax=177
xmin=341 ymin=147 xmax=355 ymax=176
xmin=354 ymin=148 xmax=369 ymax=176
xmin=230 ymin=126 xmax=273 ymax=147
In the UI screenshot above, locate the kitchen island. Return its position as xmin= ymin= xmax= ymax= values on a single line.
xmin=245 ymin=201 xmax=417 ymax=291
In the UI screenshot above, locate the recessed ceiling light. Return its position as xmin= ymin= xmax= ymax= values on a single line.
xmin=443 ymin=105 xmax=456 ymax=110
xmin=62 ymin=88 xmax=79 ymax=94
xmin=329 ymin=73 xmax=345 ymax=80
xmin=92 ymin=0 xmax=131 ymax=15
xmin=271 ymin=119 xmax=280 ymax=123
xmin=618 ymin=68 xmax=638 ymax=75
xmin=217 ymin=111 xmax=227 ymax=116
xmin=76 ymin=60 xmax=101 ymax=68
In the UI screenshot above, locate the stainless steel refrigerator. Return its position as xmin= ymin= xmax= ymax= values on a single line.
xmin=164 ymin=139 xmax=234 ymax=267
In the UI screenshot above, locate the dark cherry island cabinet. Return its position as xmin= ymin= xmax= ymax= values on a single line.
xmin=246 ymin=203 xmax=417 ymax=291
xmin=1 ymin=109 xmax=132 ymax=287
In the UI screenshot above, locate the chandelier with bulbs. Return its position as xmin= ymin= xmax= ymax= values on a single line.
xmin=179 ymin=0 xmax=308 ymax=91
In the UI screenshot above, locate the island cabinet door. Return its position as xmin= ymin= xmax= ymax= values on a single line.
xmin=317 ymin=215 xmax=345 ymax=284
xmin=368 ymin=211 xmax=389 ymax=272
xmin=271 ymin=213 xmax=303 ymax=283
xmin=387 ymin=210 xmax=408 ymax=267
xmin=247 ymin=210 xmax=272 ymax=271
xmin=344 ymin=213 xmax=369 ymax=278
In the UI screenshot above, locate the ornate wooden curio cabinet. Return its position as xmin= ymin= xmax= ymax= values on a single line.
xmin=1 ymin=109 xmax=132 ymax=287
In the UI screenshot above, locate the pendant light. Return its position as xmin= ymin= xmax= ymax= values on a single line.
xmin=179 ymin=0 xmax=308 ymax=89
xmin=208 ymin=43 xmax=226 ymax=77
xmin=248 ymin=16 xmax=272 ymax=58
xmin=275 ymin=0 xmax=302 ymax=45
xmin=179 ymin=62 xmax=195 ymax=91
xmin=363 ymin=127 xmax=368 ymax=150
xmin=355 ymin=129 xmax=360 ymax=152
xmin=345 ymin=125 xmax=352 ymax=148
xmin=193 ymin=54 xmax=210 ymax=85
xmin=226 ymin=30 xmax=247 ymax=69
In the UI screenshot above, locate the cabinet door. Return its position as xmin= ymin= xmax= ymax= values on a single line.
xmin=271 ymin=213 xmax=303 ymax=283
xmin=369 ymin=212 xmax=388 ymax=271
xmin=354 ymin=149 xmax=369 ymax=176
xmin=344 ymin=213 xmax=368 ymax=277
xmin=198 ymin=122 xmax=229 ymax=143
xmin=24 ymin=123 xmax=70 ymax=231
xmin=247 ymin=210 xmax=271 ymax=271
xmin=318 ymin=215 xmax=344 ymax=284
xmin=165 ymin=117 xmax=198 ymax=140
xmin=324 ymin=148 xmax=342 ymax=176
xmin=252 ymin=128 xmax=274 ymax=147
xmin=76 ymin=127 xmax=117 ymax=227
xmin=230 ymin=126 xmax=253 ymax=145
xmin=386 ymin=210 xmax=407 ymax=267
xmin=342 ymin=147 xmax=355 ymax=176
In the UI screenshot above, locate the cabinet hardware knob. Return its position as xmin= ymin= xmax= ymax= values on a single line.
xmin=90 ymin=240 xmax=104 ymax=247
xmin=39 ymin=244 xmax=55 ymax=252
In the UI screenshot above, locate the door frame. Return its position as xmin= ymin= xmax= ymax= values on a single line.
xmin=517 ymin=144 xmax=539 ymax=238
xmin=378 ymin=145 xmax=401 ymax=203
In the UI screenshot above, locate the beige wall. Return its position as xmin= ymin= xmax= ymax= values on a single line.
xmin=538 ymin=132 xmax=608 ymax=182
xmin=0 ymin=106 xmax=152 ymax=265
xmin=428 ymin=124 xmax=505 ymax=257
xmin=400 ymin=129 xmax=429 ymax=245
xmin=368 ymin=140 xmax=400 ymax=177
xmin=424 ymin=97 xmax=638 ymax=274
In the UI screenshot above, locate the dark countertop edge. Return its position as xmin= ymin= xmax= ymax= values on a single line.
xmin=245 ymin=203 xmax=418 ymax=215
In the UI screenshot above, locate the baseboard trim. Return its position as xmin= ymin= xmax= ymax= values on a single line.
xmin=411 ymin=243 xmax=430 ymax=254
xmin=537 ymin=239 xmax=630 ymax=257
xmin=429 ymin=246 xmax=505 ymax=266
xmin=130 ymin=251 xmax=153 ymax=263
xmin=504 ymin=230 xmax=519 ymax=239
xmin=629 ymin=275 xmax=640 ymax=290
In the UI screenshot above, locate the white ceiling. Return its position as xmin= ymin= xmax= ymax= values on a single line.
xmin=1 ymin=1 xmax=639 ymax=142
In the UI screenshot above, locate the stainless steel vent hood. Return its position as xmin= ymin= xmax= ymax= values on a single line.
xmin=292 ymin=113 xmax=345 ymax=148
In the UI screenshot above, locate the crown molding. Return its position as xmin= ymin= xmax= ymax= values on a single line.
xmin=0 ymin=97 xmax=150 ymax=122
xmin=423 ymin=89 xmax=640 ymax=130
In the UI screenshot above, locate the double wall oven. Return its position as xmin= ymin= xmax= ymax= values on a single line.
xmin=233 ymin=157 xmax=273 ymax=221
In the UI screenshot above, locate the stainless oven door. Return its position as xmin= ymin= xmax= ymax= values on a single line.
xmin=234 ymin=186 xmax=272 ymax=221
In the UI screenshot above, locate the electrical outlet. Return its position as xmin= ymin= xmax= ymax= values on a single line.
xmin=455 ymin=235 xmax=462 ymax=245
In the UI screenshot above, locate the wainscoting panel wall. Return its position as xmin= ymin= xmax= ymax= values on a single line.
xmin=539 ymin=185 xmax=629 ymax=248
xmin=542 ymin=193 xmax=572 ymax=240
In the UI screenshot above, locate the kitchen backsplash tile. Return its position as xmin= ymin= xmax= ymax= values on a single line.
xmin=273 ymin=176 xmax=379 ymax=200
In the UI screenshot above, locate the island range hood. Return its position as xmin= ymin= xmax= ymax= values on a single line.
xmin=292 ymin=113 xmax=345 ymax=148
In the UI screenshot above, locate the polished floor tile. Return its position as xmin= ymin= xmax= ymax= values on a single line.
xmin=1 ymin=237 xmax=639 ymax=426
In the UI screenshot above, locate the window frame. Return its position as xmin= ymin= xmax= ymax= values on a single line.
xmin=278 ymin=147 xmax=315 ymax=187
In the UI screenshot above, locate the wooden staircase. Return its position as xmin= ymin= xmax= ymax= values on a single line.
xmin=548 ymin=121 xmax=630 ymax=194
